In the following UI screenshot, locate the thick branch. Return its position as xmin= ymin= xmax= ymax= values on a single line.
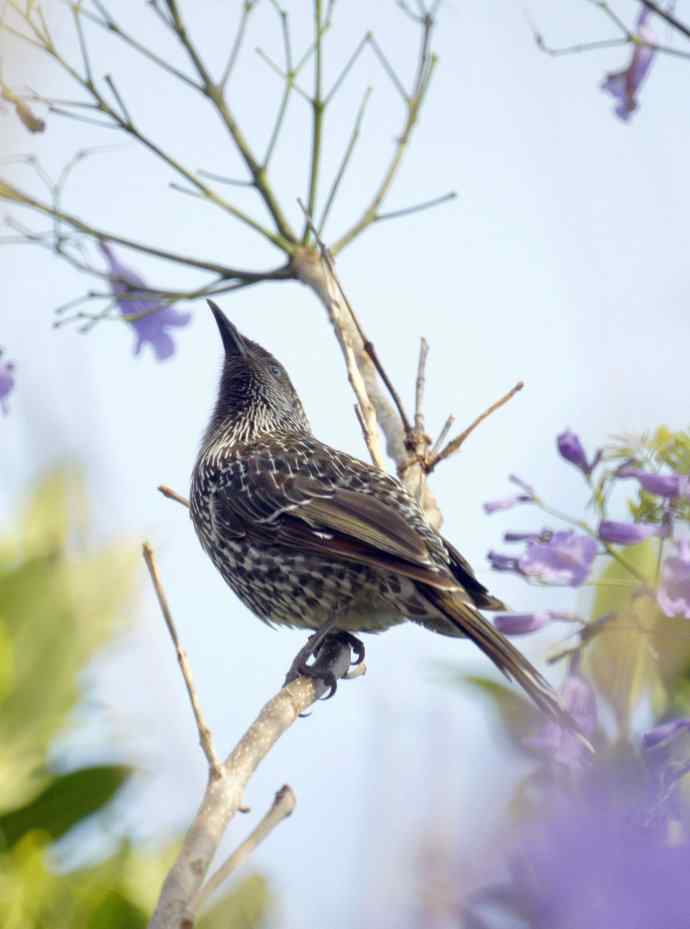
xmin=147 ymin=639 xmax=354 ymax=929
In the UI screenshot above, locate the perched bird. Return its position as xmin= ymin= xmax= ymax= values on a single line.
xmin=191 ymin=300 xmax=566 ymax=724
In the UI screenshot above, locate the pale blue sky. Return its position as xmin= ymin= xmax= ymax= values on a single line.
xmin=2 ymin=2 xmax=689 ymax=926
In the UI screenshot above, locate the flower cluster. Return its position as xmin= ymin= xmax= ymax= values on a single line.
xmin=100 ymin=242 xmax=191 ymax=361
xmin=485 ymin=428 xmax=690 ymax=626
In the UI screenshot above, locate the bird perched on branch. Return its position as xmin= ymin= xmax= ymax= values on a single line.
xmin=191 ymin=300 xmax=568 ymax=726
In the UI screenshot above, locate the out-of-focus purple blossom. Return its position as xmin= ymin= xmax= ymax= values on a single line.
xmin=601 ymin=9 xmax=657 ymax=122
xmin=523 ymin=672 xmax=597 ymax=769
xmin=504 ymin=530 xmax=552 ymax=543
xmin=0 ymin=352 xmax=15 ymax=415
xmin=598 ymin=519 xmax=669 ymax=546
xmin=556 ymin=429 xmax=600 ymax=476
xmin=495 ymin=610 xmax=581 ymax=636
xmin=483 ymin=495 xmax=532 ymax=515
xmin=494 ymin=613 xmax=551 ymax=636
xmin=642 ymin=718 xmax=690 ymax=750
xmin=487 ymin=551 xmax=522 ymax=574
xmin=467 ymin=770 xmax=690 ymax=929
xmin=658 ymin=539 xmax=690 ymax=619
xmin=100 ymin=242 xmax=191 ymax=361
xmin=618 ymin=464 xmax=690 ymax=499
xmin=519 ymin=530 xmax=597 ymax=586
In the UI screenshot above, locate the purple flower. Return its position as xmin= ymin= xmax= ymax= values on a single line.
xmin=504 ymin=530 xmax=553 ymax=543
xmin=618 ymin=464 xmax=690 ymax=500
xmin=601 ymin=8 xmax=657 ymax=122
xmin=658 ymin=539 xmax=690 ymax=619
xmin=642 ymin=718 xmax=690 ymax=750
xmin=494 ymin=613 xmax=551 ymax=636
xmin=556 ymin=430 xmax=600 ymax=476
xmin=598 ymin=519 xmax=668 ymax=546
xmin=519 ymin=531 xmax=597 ymax=586
xmin=487 ymin=551 xmax=522 ymax=574
xmin=483 ymin=495 xmax=531 ymax=514
xmin=469 ymin=772 xmax=690 ymax=929
xmin=100 ymin=242 xmax=191 ymax=361
xmin=494 ymin=610 xmax=580 ymax=636
xmin=523 ymin=672 xmax=597 ymax=770
xmin=484 ymin=476 xmax=536 ymax=514
xmin=0 ymin=351 xmax=15 ymax=415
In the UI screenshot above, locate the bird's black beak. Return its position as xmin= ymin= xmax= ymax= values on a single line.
xmin=207 ymin=299 xmax=247 ymax=358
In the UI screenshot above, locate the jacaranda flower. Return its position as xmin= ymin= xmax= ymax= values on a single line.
xmin=642 ymin=717 xmax=690 ymax=750
xmin=601 ymin=8 xmax=657 ymax=122
xmin=557 ymin=430 xmax=600 ymax=476
xmin=484 ymin=475 xmax=536 ymax=514
xmin=0 ymin=351 xmax=15 ymax=415
xmin=494 ymin=610 xmax=580 ymax=636
xmin=100 ymin=242 xmax=191 ymax=361
xmin=519 ymin=531 xmax=597 ymax=586
xmin=658 ymin=539 xmax=690 ymax=620
xmin=523 ymin=671 xmax=597 ymax=769
xmin=494 ymin=613 xmax=551 ymax=636
xmin=618 ymin=464 xmax=690 ymax=500
xmin=598 ymin=519 xmax=669 ymax=546
xmin=467 ymin=768 xmax=690 ymax=929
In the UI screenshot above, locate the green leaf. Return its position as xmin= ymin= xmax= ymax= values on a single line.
xmin=458 ymin=674 xmax=541 ymax=749
xmin=0 ymin=766 xmax=130 ymax=848
xmin=86 ymin=890 xmax=148 ymax=929
xmin=588 ymin=540 xmax=661 ymax=734
xmin=199 ymin=874 xmax=271 ymax=929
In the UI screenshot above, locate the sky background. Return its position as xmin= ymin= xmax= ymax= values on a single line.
xmin=2 ymin=1 xmax=689 ymax=926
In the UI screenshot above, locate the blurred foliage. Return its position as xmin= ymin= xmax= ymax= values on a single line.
xmin=587 ymin=540 xmax=690 ymax=733
xmin=608 ymin=426 xmax=690 ymax=525
xmin=0 ymin=471 xmax=271 ymax=929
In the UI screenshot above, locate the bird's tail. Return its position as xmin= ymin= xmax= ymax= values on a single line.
xmin=424 ymin=587 xmax=590 ymax=743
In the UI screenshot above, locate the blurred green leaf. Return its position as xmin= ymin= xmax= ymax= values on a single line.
xmin=0 ymin=766 xmax=130 ymax=849
xmin=86 ymin=890 xmax=148 ymax=929
xmin=588 ymin=541 xmax=661 ymax=733
xmin=456 ymin=673 xmax=540 ymax=750
xmin=199 ymin=874 xmax=270 ymax=929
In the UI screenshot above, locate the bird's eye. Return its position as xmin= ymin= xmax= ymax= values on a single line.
xmin=270 ymin=365 xmax=283 ymax=378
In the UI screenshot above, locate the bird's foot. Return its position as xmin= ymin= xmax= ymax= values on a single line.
xmin=284 ymin=630 xmax=363 ymax=700
xmin=332 ymin=631 xmax=365 ymax=666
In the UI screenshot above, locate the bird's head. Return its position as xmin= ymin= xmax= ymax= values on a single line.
xmin=204 ymin=299 xmax=311 ymax=444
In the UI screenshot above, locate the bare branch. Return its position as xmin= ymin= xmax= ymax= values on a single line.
xmin=428 ymin=381 xmax=524 ymax=472
xmin=147 ymin=637 xmax=356 ymax=929
xmin=190 ymin=785 xmax=296 ymax=915
xmin=220 ymin=0 xmax=260 ymax=90
xmin=640 ymin=0 xmax=690 ymax=41
xmin=317 ymin=85 xmax=372 ymax=236
xmin=375 ymin=190 xmax=456 ymax=224
xmin=142 ymin=542 xmax=222 ymax=778
xmin=158 ymin=485 xmax=190 ymax=507
xmin=414 ymin=337 xmax=429 ymax=434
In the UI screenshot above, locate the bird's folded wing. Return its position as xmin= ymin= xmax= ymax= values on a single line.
xmin=213 ymin=466 xmax=461 ymax=591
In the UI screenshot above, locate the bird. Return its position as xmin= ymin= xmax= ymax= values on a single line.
xmin=190 ymin=299 xmax=568 ymax=726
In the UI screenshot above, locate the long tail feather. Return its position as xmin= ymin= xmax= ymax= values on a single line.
xmin=424 ymin=587 xmax=591 ymax=744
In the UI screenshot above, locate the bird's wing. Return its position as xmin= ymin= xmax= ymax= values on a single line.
xmin=212 ymin=455 xmax=461 ymax=592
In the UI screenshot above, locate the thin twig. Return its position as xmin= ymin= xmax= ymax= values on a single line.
xmin=190 ymin=785 xmax=296 ymax=914
xmin=375 ymin=190 xmax=456 ymax=224
xmin=158 ymin=484 xmax=190 ymax=507
xmin=428 ymin=381 xmax=524 ymax=472
xmin=317 ymin=85 xmax=372 ymax=236
xmin=430 ymin=413 xmax=455 ymax=456
xmin=220 ymin=0 xmax=259 ymax=89
xmin=640 ymin=0 xmax=690 ymax=41
xmin=142 ymin=542 xmax=222 ymax=778
xmin=414 ymin=337 xmax=429 ymax=433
